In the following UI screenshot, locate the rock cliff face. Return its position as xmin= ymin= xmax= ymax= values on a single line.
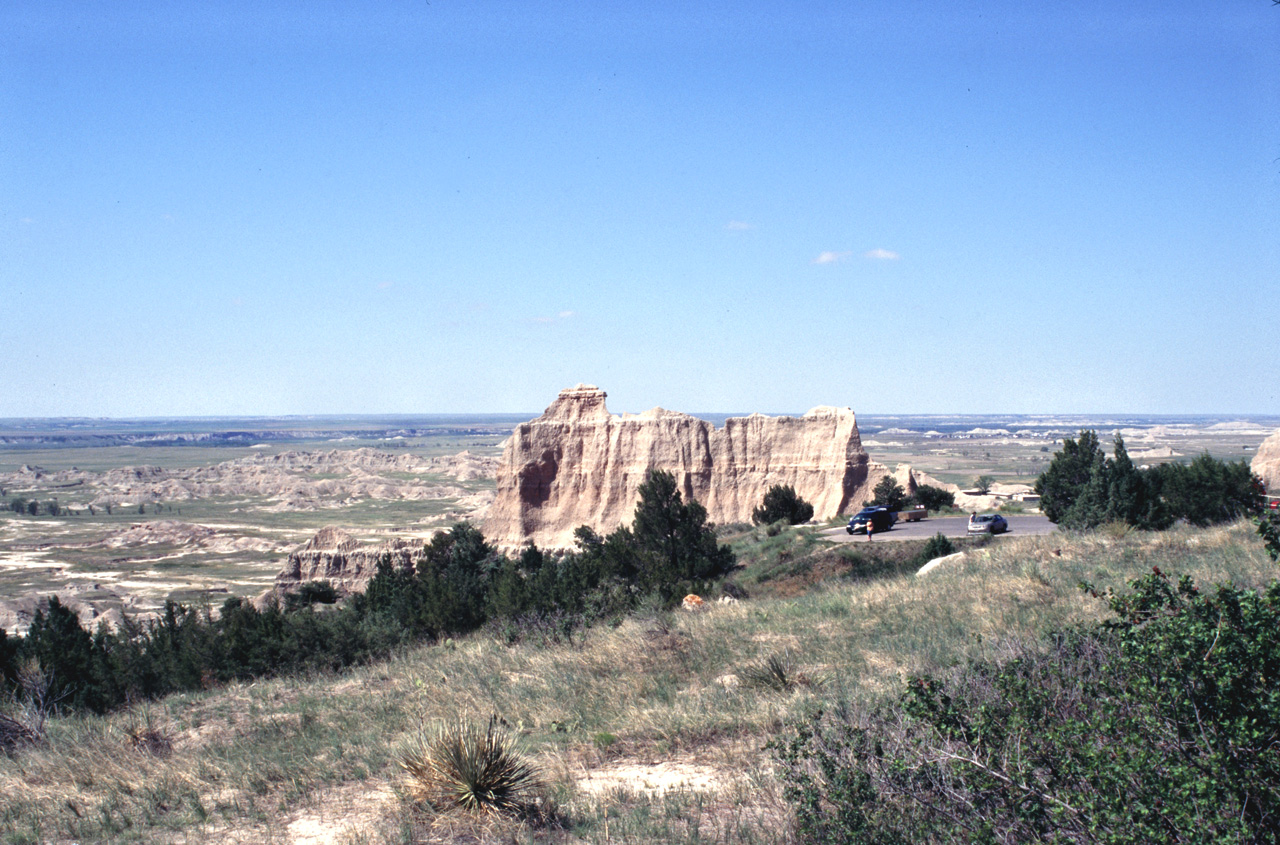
xmin=485 ymin=385 xmax=890 ymax=549
xmin=1253 ymin=430 xmax=1280 ymax=493
xmin=270 ymin=526 xmax=424 ymax=598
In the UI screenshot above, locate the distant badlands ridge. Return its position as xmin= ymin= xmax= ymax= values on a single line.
xmin=2 ymin=448 xmax=498 ymax=513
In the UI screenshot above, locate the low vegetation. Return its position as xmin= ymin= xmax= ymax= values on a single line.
xmin=0 ymin=469 xmax=735 ymax=716
xmin=751 ymin=484 xmax=814 ymax=526
xmin=866 ymin=477 xmax=955 ymax=514
xmin=1036 ymin=430 xmax=1262 ymax=531
xmin=1 ymin=471 xmax=1277 ymax=843
xmin=776 ymin=570 xmax=1280 ymax=844
xmin=399 ymin=716 xmax=546 ymax=817
xmin=911 ymin=483 xmax=955 ymax=513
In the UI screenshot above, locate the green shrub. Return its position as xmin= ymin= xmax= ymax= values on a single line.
xmin=285 ymin=580 xmax=339 ymax=610
xmin=1037 ymin=431 xmax=1260 ymax=531
xmin=753 ymin=485 xmax=815 ymax=525
xmin=1260 ymin=512 xmax=1280 ymax=562
xmin=868 ymin=477 xmax=907 ymax=512
xmin=774 ymin=571 xmax=1280 ymax=843
xmin=918 ymin=533 xmax=954 ymax=562
xmin=912 ymin=485 xmax=955 ymax=513
xmin=0 ymin=481 xmax=739 ymax=717
xmin=1152 ymin=453 xmax=1265 ymax=526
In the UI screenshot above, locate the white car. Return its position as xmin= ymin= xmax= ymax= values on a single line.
xmin=967 ymin=514 xmax=1009 ymax=535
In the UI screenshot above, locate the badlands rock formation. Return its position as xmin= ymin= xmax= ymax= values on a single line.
xmin=485 ymin=385 xmax=895 ymax=549
xmin=270 ymin=526 xmax=424 ymax=598
xmin=1253 ymin=430 xmax=1280 ymax=493
xmin=0 ymin=448 xmax=498 ymax=513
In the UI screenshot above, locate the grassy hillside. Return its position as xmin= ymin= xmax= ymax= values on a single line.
xmin=1 ymin=521 xmax=1275 ymax=844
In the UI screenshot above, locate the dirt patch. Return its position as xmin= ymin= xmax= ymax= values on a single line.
xmin=574 ymin=760 xmax=733 ymax=798
xmin=286 ymin=781 xmax=400 ymax=844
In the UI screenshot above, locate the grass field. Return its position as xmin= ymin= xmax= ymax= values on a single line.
xmin=2 ymin=519 xmax=1274 ymax=844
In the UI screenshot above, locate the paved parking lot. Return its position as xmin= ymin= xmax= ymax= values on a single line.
xmin=819 ymin=514 xmax=1055 ymax=543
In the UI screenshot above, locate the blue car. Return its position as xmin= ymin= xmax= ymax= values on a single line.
xmin=847 ymin=506 xmax=896 ymax=534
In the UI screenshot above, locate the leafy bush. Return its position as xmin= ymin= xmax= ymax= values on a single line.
xmin=775 ymin=570 xmax=1280 ymax=844
xmin=1260 ymin=512 xmax=1280 ymax=562
xmin=400 ymin=716 xmax=542 ymax=816
xmin=911 ymin=484 xmax=955 ymax=513
xmin=868 ymin=477 xmax=907 ymax=512
xmin=1036 ymin=431 xmax=1258 ymax=531
xmin=753 ymin=484 xmax=815 ymax=525
xmin=918 ymin=532 xmax=954 ymax=562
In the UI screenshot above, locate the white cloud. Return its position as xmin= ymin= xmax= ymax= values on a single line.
xmin=864 ymin=248 xmax=900 ymax=260
xmin=813 ymin=250 xmax=852 ymax=265
xmin=530 ymin=311 xmax=576 ymax=325
xmin=377 ymin=282 xmax=394 ymax=290
xmin=725 ymin=220 xmax=753 ymax=230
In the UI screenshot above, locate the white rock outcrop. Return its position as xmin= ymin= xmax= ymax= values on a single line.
xmin=484 ymin=385 xmax=894 ymax=549
xmin=1253 ymin=430 xmax=1280 ymax=493
xmin=269 ymin=526 xmax=425 ymax=598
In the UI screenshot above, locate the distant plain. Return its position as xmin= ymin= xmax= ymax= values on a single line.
xmin=1 ymin=412 xmax=1275 ymax=631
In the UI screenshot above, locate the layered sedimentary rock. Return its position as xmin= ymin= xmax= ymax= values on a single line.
xmin=485 ymin=385 xmax=891 ymax=549
xmin=0 ymin=448 xmax=497 ymax=513
xmin=1253 ymin=430 xmax=1280 ymax=493
xmin=270 ymin=526 xmax=424 ymax=597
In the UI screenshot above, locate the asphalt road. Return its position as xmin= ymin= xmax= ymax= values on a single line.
xmin=819 ymin=514 xmax=1056 ymax=543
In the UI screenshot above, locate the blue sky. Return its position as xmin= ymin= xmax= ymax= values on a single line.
xmin=3 ymin=1 xmax=1278 ymax=417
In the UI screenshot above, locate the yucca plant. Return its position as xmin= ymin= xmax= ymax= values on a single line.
xmin=737 ymin=652 xmax=808 ymax=693
xmin=400 ymin=715 xmax=542 ymax=816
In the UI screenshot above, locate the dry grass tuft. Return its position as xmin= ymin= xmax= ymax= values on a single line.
xmin=124 ymin=719 xmax=173 ymax=758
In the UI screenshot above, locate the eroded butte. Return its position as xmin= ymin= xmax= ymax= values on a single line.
xmin=484 ymin=385 xmax=899 ymax=549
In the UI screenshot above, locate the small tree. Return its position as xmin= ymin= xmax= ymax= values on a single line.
xmin=912 ymin=484 xmax=955 ymax=513
xmin=1036 ymin=430 xmax=1107 ymax=524
xmin=753 ymin=485 xmax=815 ymax=525
xmin=1153 ymin=452 xmax=1263 ymax=526
xmin=631 ymin=469 xmax=735 ymax=602
xmin=974 ymin=475 xmax=995 ymax=495
xmin=869 ymin=477 xmax=907 ymax=512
